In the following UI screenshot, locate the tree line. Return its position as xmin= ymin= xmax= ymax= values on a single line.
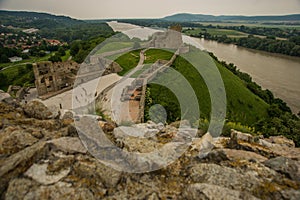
xmin=192 ymin=32 xmax=300 ymax=57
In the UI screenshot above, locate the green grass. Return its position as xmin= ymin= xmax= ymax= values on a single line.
xmin=114 ymin=48 xmax=174 ymax=76
xmin=0 ymin=64 xmax=34 ymax=91
xmin=1 ymin=64 xmax=25 ymax=80
xmin=184 ymin=28 xmax=247 ymax=37
xmin=61 ymin=50 xmax=71 ymax=61
xmin=145 ymin=48 xmax=269 ymax=126
xmin=114 ymin=48 xmax=269 ymax=125
xmin=0 ymin=54 xmax=53 ymax=90
xmin=115 ymin=49 xmax=141 ymax=76
xmin=144 ymin=49 xmax=174 ymax=64
xmin=198 ymin=22 xmax=300 ymax=29
xmin=0 ymin=54 xmax=51 ymax=69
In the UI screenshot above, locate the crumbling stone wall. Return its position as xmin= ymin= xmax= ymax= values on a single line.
xmin=150 ymin=25 xmax=183 ymax=49
xmin=33 ymin=61 xmax=79 ymax=97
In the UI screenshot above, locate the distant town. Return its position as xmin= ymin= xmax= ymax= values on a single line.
xmin=0 ymin=24 xmax=65 ymax=63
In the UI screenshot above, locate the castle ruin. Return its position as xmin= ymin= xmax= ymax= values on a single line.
xmin=150 ymin=24 xmax=183 ymax=49
xmin=33 ymin=61 xmax=79 ymax=98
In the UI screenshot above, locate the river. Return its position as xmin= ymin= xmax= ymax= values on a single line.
xmin=108 ymin=21 xmax=300 ymax=114
xmin=195 ymin=38 xmax=300 ymax=114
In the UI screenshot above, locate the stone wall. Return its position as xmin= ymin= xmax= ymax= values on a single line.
xmin=33 ymin=61 xmax=79 ymax=97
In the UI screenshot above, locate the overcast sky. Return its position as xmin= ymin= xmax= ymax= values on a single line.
xmin=0 ymin=0 xmax=300 ymax=19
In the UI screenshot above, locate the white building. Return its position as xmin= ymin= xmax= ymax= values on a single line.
xmin=9 ymin=56 xmax=23 ymax=63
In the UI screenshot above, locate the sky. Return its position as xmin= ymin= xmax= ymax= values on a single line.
xmin=0 ymin=0 xmax=300 ymax=19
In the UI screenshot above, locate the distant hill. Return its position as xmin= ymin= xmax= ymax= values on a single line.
xmin=0 ymin=10 xmax=114 ymax=42
xmin=163 ymin=13 xmax=300 ymax=22
xmin=0 ymin=10 xmax=84 ymax=29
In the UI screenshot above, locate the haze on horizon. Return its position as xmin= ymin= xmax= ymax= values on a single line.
xmin=0 ymin=0 xmax=300 ymax=19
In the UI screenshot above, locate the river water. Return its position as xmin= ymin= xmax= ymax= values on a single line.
xmin=195 ymin=38 xmax=300 ymax=114
xmin=108 ymin=21 xmax=300 ymax=113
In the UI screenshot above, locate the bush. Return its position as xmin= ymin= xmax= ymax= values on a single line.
xmin=48 ymin=54 xmax=62 ymax=62
xmin=222 ymin=121 xmax=255 ymax=137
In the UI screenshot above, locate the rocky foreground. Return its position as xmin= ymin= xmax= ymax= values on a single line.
xmin=0 ymin=93 xmax=300 ymax=199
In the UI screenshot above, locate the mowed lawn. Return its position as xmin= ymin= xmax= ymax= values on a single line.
xmin=114 ymin=49 xmax=141 ymax=76
xmin=144 ymin=49 xmax=174 ymax=64
xmin=115 ymin=48 xmax=174 ymax=76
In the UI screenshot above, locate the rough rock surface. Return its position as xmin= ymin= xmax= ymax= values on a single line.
xmin=23 ymin=100 xmax=59 ymax=120
xmin=263 ymin=156 xmax=300 ymax=181
xmin=183 ymin=183 xmax=259 ymax=200
xmin=25 ymin=163 xmax=71 ymax=185
xmin=0 ymin=90 xmax=14 ymax=104
xmin=0 ymin=100 xmax=300 ymax=199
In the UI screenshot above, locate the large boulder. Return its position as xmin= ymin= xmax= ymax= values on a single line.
xmin=47 ymin=137 xmax=88 ymax=154
xmin=24 ymin=163 xmax=70 ymax=185
xmin=264 ymin=136 xmax=295 ymax=148
xmin=5 ymin=178 xmax=37 ymax=200
xmin=74 ymin=155 xmax=122 ymax=188
xmin=189 ymin=163 xmax=261 ymax=193
xmin=0 ymin=126 xmax=39 ymax=155
xmin=190 ymin=132 xmax=214 ymax=158
xmin=23 ymin=100 xmax=59 ymax=120
xmin=0 ymin=90 xmax=14 ymax=104
xmin=263 ymin=156 xmax=300 ymax=181
xmin=0 ymin=141 xmax=47 ymax=195
xmin=222 ymin=149 xmax=268 ymax=163
xmin=183 ymin=183 xmax=259 ymax=200
xmin=23 ymin=182 xmax=94 ymax=200
xmin=230 ymin=129 xmax=256 ymax=146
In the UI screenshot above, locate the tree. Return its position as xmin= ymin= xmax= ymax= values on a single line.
xmin=73 ymin=49 xmax=87 ymax=63
xmin=48 ymin=54 xmax=62 ymax=63
xmin=70 ymin=41 xmax=81 ymax=56
xmin=0 ymin=73 xmax=8 ymax=88
xmin=17 ymin=67 xmax=26 ymax=76
xmin=58 ymin=46 xmax=66 ymax=56
xmin=26 ymin=64 xmax=33 ymax=71
xmin=0 ymin=54 xmax=10 ymax=63
xmin=290 ymin=46 xmax=300 ymax=57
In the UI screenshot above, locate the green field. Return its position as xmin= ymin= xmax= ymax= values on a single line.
xmin=0 ymin=54 xmax=52 ymax=70
xmin=197 ymin=22 xmax=300 ymax=29
xmin=183 ymin=28 xmax=247 ymax=37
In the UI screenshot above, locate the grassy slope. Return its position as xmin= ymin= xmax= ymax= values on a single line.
xmin=61 ymin=50 xmax=71 ymax=61
xmin=0 ymin=65 xmax=34 ymax=91
xmin=115 ymin=49 xmax=174 ymax=76
xmin=114 ymin=48 xmax=269 ymax=125
xmin=115 ymin=49 xmax=141 ymax=76
xmin=216 ymin=60 xmax=269 ymax=124
xmin=0 ymin=52 xmax=67 ymax=91
xmin=146 ymin=49 xmax=269 ymax=125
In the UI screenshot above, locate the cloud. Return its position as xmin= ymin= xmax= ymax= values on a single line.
xmin=0 ymin=0 xmax=299 ymax=19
